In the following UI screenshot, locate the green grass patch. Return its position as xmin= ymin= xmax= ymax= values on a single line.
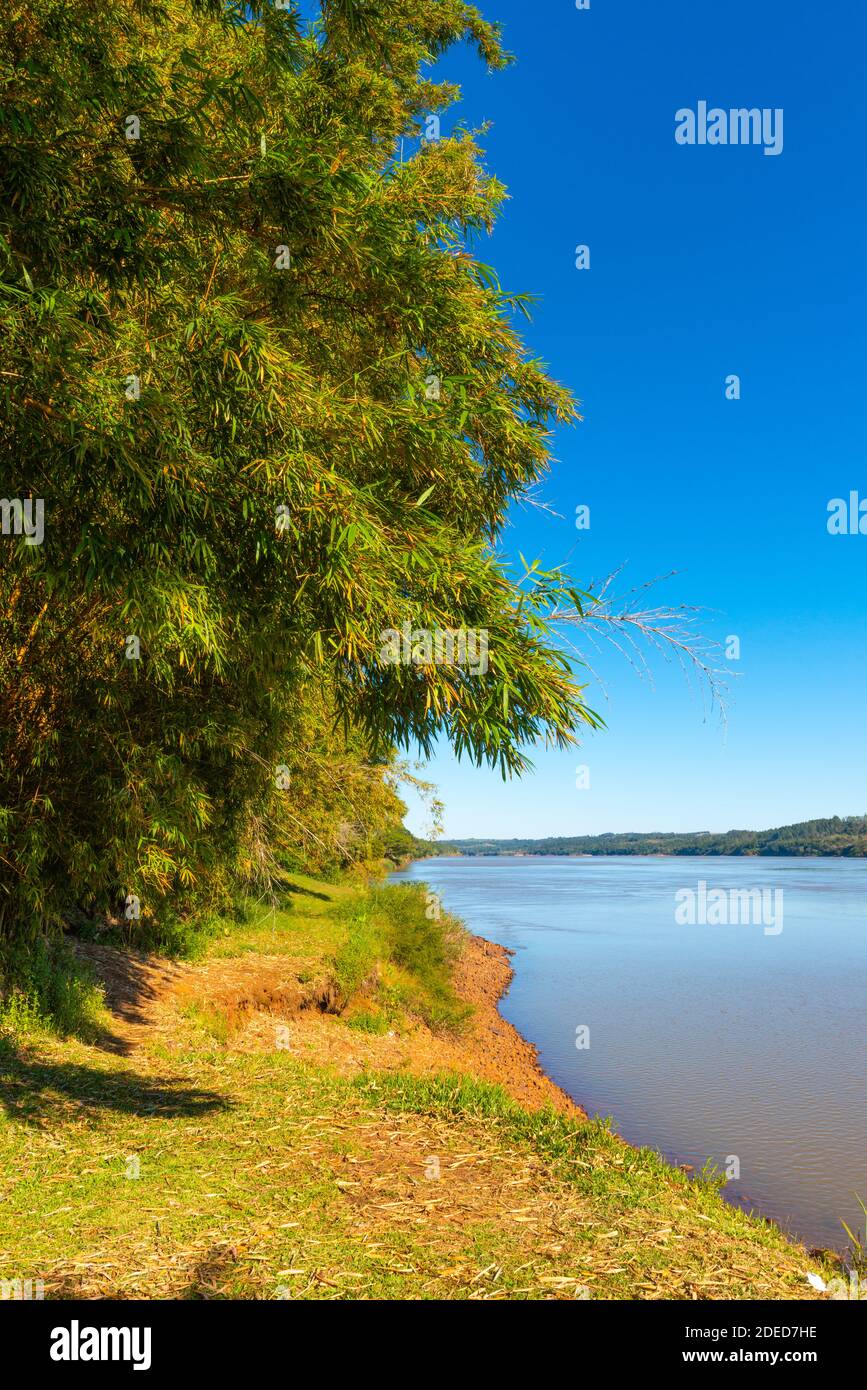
xmin=346 ymin=1009 xmax=390 ymax=1035
xmin=0 ymin=938 xmax=108 ymax=1041
xmin=332 ymin=884 xmax=469 ymax=1031
xmin=356 ymin=1070 xmax=698 ymax=1190
xmin=74 ymin=908 xmax=222 ymax=961
xmin=201 ymin=876 xmax=353 ymax=963
xmin=179 ymin=1000 xmax=232 ymax=1046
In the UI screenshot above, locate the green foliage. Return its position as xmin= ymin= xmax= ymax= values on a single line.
xmin=332 ymin=882 xmax=467 ymax=1029
xmin=0 ymin=937 xmax=106 ymax=1038
xmin=75 ymin=904 xmax=223 ymax=959
xmin=371 ymin=882 xmax=457 ymax=986
xmin=0 ymin=0 xmax=599 ymax=942
xmin=247 ymin=699 xmax=416 ymax=884
xmin=332 ymin=904 xmax=382 ymax=1004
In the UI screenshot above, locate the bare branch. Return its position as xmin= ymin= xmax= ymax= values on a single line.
xmin=552 ymin=568 xmax=736 ymax=722
xmin=515 ymin=487 xmax=565 ymax=522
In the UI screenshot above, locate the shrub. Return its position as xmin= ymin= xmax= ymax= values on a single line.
xmin=0 ymin=937 xmax=106 ymax=1039
xmin=332 ymin=883 xmax=469 ymax=1032
xmin=76 ymin=908 xmax=222 ymax=961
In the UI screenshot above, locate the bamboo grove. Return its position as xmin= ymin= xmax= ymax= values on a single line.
xmin=0 ymin=0 xmax=600 ymax=940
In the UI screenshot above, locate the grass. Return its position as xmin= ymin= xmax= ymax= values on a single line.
xmin=0 ymin=874 xmax=848 ymax=1301
xmin=0 ymin=938 xmax=108 ymax=1040
xmin=839 ymin=1195 xmax=867 ymax=1280
xmin=179 ymin=1000 xmax=233 ymax=1046
xmin=0 ymin=1038 xmax=839 ymax=1301
xmin=202 ymin=874 xmax=355 ymax=964
xmin=332 ymin=885 xmax=469 ymax=1031
xmin=346 ymin=1009 xmax=390 ymax=1035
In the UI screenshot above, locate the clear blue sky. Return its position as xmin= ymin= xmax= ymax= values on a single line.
xmin=402 ymin=2 xmax=867 ymax=838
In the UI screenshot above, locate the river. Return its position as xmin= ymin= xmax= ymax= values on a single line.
xmin=391 ymin=854 xmax=867 ymax=1252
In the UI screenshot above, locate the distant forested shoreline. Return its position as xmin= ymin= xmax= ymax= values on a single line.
xmin=415 ymin=816 xmax=867 ymax=859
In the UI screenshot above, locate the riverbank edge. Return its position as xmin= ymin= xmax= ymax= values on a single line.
xmin=0 ymin=869 xmax=844 ymax=1299
xmin=444 ymin=930 xmax=584 ymax=1117
xmin=401 ymin=865 xmax=848 ymax=1269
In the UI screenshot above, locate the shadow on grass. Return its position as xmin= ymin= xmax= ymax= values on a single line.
xmin=0 ymin=1037 xmax=228 ymax=1125
xmin=277 ymin=878 xmax=333 ymax=902
xmin=71 ymin=941 xmax=185 ymax=1058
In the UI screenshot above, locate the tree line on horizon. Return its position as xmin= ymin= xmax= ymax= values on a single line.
xmin=424 ymin=816 xmax=867 ymax=858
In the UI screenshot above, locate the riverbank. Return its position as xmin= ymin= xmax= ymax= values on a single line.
xmin=0 ymin=875 xmax=842 ymax=1300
